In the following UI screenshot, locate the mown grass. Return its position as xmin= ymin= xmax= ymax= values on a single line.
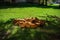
xmin=0 ymin=4 xmax=60 ymax=40
xmin=0 ymin=15 xmax=60 ymax=40
xmin=0 ymin=5 xmax=60 ymax=21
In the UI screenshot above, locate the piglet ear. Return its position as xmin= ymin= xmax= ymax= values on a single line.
xmin=40 ymin=20 xmax=45 ymax=25
xmin=13 ymin=19 xmax=17 ymax=24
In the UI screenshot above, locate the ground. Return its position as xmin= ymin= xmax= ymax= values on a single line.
xmin=0 ymin=4 xmax=60 ymax=40
xmin=0 ymin=4 xmax=60 ymax=21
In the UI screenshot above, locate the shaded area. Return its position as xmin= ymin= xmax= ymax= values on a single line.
xmin=0 ymin=3 xmax=60 ymax=9
xmin=0 ymin=16 xmax=60 ymax=40
xmin=0 ymin=19 xmax=13 ymax=40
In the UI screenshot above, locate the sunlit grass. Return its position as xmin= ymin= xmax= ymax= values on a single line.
xmin=0 ymin=7 xmax=60 ymax=21
xmin=0 ymin=6 xmax=60 ymax=40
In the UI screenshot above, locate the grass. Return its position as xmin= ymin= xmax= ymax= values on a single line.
xmin=0 ymin=4 xmax=60 ymax=40
xmin=0 ymin=5 xmax=60 ymax=21
xmin=0 ymin=16 xmax=60 ymax=40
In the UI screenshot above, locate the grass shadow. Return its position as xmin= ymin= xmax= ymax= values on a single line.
xmin=0 ymin=15 xmax=60 ymax=40
xmin=0 ymin=19 xmax=14 ymax=40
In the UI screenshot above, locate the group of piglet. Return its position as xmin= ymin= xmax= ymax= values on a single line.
xmin=13 ymin=17 xmax=45 ymax=28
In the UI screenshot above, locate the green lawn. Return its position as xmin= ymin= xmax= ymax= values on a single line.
xmin=0 ymin=6 xmax=60 ymax=21
xmin=0 ymin=5 xmax=60 ymax=40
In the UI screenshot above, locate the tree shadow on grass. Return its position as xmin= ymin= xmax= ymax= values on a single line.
xmin=33 ymin=30 xmax=60 ymax=40
xmin=0 ymin=19 xmax=14 ymax=40
xmin=32 ymin=15 xmax=60 ymax=40
xmin=45 ymin=15 xmax=60 ymax=30
xmin=0 ymin=16 xmax=60 ymax=40
xmin=7 ymin=28 xmax=32 ymax=40
xmin=0 ymin=3 xmax=60 ymax=9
